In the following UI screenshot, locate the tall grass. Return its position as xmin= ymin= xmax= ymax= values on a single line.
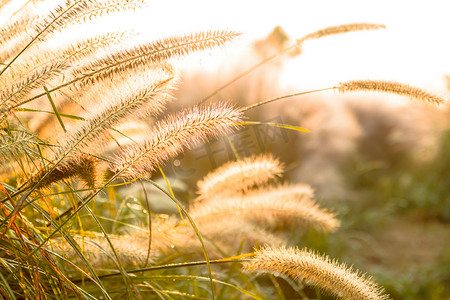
xmin=0 ymin=1 xmax=446 ymax=299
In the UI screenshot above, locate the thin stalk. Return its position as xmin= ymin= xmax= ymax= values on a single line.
xmin=72 ymin=259 xmax=247 ymax=282
xmin=242 ymin=87 xmax=337 ymax=112
xmin=199 ymin=43 xmax=299 ymax=104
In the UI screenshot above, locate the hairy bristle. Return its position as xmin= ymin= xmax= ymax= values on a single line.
xmin=301 ymin=23 xmax=386 ymax=41
xmin=0 ymin=14 xmax=35 ymax=62
xmin=196 ymin=154 xmax=284 ymax=200
xmin=29 ymin=154 xmax=104 ymax=189
xmin=56 ymin=76 xmax=175 ymax=158
xmin=34 ymin=0 xmax=144 ymax=41
xmin=190 ymin=184 xmax=340 ymax=232
xmin=0 ymin=61 xmax=67 ymax=111
xmin=54 ymin=0 xmax=146 ymax=33
xmin=51 ymin=218 xmax=192 ymax=267
xmin=0 ymin=130 xmax=33 ymax=160
xmin=0 ymin=15 xmax=35 ymax=47
xmin=17 ymin=31 xmax=132 ymax=80
xmin=112 ymin=103 xmax=243 ymax=180
xmin=244 ymin=246 xmax=390 ymax=300
xmin=338 ymin=80 xmax=446 ymax=105
xmin=72 ymin=30 xmax=240 ymax=86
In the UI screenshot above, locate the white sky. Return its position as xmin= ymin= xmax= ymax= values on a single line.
xmin=2 ymin=0 xmax=450 ymax=97
xmin=131 ymin=0 xmax=450 ymax=96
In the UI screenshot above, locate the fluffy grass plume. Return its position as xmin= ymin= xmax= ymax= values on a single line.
xmin=113 ymin=103 xmax=243 ymax=179
xmin=244 ymin=245 xmax=390 ymax=300
xmin=190 ymin=184 xmax=340 ymax=232
xmin=56 ymin=75 xmax=175 ymax=157
xmin=28 ymin=153 xmax=104 ymax=189
xmin=0 ymin=15 xmax=35 ymax=47
xmin=301 ymin=23 xmax=386 ymax=42
xmin=72 ymin=30 xmax=240 ymax=86
xmin=33 ymin=0 xmax=144 ymax=42
xmin=9 ymin=31 xmax=132 ymax=83
xmin=0 ymin=61 xmax=68 ymax=111
xmin=176 ymin=219 xmax=286 ymax=258
xmin=338 ymin=80 xmax=445 ymax=105
xmin=196 ymin=154 xmax=284 ymax=200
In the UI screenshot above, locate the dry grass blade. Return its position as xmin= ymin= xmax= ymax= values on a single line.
xmin=0 ymin=130 xmax=33 ymax=159
xmin=244 ymin=246 xmax=390 ymax=300
xmin=112 ymin=103 xmax=243 ymax=180
xmin=196 ymin=154 xmax=284 ymax=200
xmin=338 ymin=80 xmax=446 ymax=105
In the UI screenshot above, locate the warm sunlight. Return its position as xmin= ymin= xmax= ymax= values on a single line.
xmin=1 ymin=0 xmax=448 ymax=299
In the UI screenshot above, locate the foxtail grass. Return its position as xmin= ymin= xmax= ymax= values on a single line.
xmin=56 ymin=75 xmax=175 ymax=158
xmin=0 ymin=4 xmax=432 ymax=297
xmin=112 ymin=103 xmax=243 ymax=180
xmin=244 ymin=245 xmax=390 ymax=300
xmin=300 ymin=23 xmax=386 ymax=42
xmin=28 ymin=153 xmax=104 ymax=190
xmin=338 ymin=80 xmax=446 ymax=105
xmin=196 ymin=154 xmax=283 ymax=200
xmin=190 ymin=185 xmax=340 ymax=233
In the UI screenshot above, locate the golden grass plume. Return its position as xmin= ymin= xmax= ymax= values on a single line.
xmin=56 ymin=75 xmax=175 ymax=158
xmin=338 ymin=80 xmax=445 ymax=105
xmin=196 ymin=154 xmax=284 ymax=200
xmin=112 ymin=103 xmax=243 ymax=179
xmin=28 ymin=153 xmax=104 ymax=190
xmin=72 ymin=30 xmax=240 ymax=86
xmin=190 ymin=184 xmax=340 ymax=232
xmin=301 ymin=23 xmax=386 ymax=42
xmin=244 ymin=245 xmax=390 ymax=300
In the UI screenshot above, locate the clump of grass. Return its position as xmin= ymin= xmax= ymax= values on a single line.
xmin=0 ymin=1 xmax=444 ymax=298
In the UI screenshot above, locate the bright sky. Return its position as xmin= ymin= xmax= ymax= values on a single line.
xmin=2 ymin=0 xmax=449 ymax=97
xmin=133 ymin=0 xmax=450 ymax=96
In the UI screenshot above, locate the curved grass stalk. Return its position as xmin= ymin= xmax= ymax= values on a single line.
xmin=5 ymin=166 xmax=219 ymax=299
xmin=236 ymin=121 xmax=309 ymax=132
xmin=242 ymin=87 xmax=337 ymax=112
xmin=200 ymin=23 xmax=385 ymax=104
xmin=1 ymin=191 xmax=112 ymax=299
